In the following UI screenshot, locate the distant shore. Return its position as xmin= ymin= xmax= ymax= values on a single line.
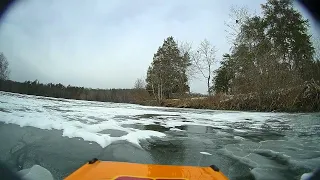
xmin=1 ymin=80 xmax=319 ymax=113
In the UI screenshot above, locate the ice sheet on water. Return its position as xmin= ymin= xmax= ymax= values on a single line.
xmin=0 ymin=91 xmax=291 ymax=148
xmin=251 ymin=167 xmax=288 ymax=180
xmin=0 ymin=92 xmax=172 ymax=148
xmin=222 ymin=138 xmax=320 ymax=180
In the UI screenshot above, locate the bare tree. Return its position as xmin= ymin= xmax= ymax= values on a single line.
xmin=192 ymin=39 xmax=216 ymax=95
xmin=225 ymin=6 xmax=252 ymax=44
xmin=0 ymin=52 xmax=9 ymax=80
xmin=134 ymin=78 xmax=146 ymax=89
xmin=178 ymin=41 xmax=197 ymax=81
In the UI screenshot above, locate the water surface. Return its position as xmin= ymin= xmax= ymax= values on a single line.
xmin=0 ymin=91 xmax=319 ymax=180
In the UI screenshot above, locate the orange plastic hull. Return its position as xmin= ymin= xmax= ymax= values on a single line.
xmin=64 ymin=160 xmax=228 ymax=180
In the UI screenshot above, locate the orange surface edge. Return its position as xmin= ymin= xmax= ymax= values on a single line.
xmin=64 ymin=161 xmax=228 ymax=180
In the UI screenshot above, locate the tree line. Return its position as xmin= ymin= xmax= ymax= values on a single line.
xmin=0 ymin=79 xmax=151 ymax=104
xmin=0 ymin=52 xmax=152 ymax=104
xmin=212 ymin=0 xmax=320 ymax=97
xmin=145 ymin=0 xmax=319 ymax=107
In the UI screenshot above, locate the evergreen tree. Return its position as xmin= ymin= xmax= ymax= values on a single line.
xmin=262 ymin=0 xmax=314 ymax=80
xmin=212 ymin=54 xmax=234 ymax=93
xmin=213 ymin=0 xmax=315 ymax=95
xmin=146 ymin=36 xmax=190 ymax=100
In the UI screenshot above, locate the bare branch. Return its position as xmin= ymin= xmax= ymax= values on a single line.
xmin=192 ymin=39 xmax=217 ymax=94
xmin=134 ymin=78 xmax=146 ymax=89
xmin=224 ymin=6 xmax=252 ymax=44
xmin=178 ymin=40 xmax=199 ymax=80
xmin=177 ymin=39 xmax=217 ymax=94
xmin=196 ymin=39 xmax=216 ymax=78
xmin=178 ymin=40 xmax=193 ymax=56
xmin=192 ymin=51 xmax=206 ymax=78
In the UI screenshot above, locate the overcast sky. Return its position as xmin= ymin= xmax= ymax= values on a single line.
xmin=0 ymin=0 xmax=318 ymax=93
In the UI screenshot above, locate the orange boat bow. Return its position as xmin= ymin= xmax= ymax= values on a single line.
xmin=65 ymin=159 xmax=228 ymax=180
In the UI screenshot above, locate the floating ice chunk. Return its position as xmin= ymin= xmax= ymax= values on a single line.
xmin=234 ymin=136 xmax=245 ymax=140
xmin=18 ymin=165 xmax=54 ymax=180
xmin=301 ymin=172 xmax=313 ymax=180
xmin=169 ymin=128 xmax=185 ymax=132
xmin=62 ymin=127 xmax=114 ymax=148
xmin=200 ymin=152 xmax=212 ymax=156
xmin=120 ymin=130 xmax=166 ymax=147
xmin=234 ymin=129 xmax=247 ymax=133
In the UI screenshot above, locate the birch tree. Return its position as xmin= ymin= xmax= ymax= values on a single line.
xmin=193 ymin=39 xmax=216 ymax=95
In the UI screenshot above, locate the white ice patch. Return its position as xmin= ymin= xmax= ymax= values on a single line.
xmin=301 ymin=172 xmax=313 ymax=180
xmin=0 ymin=92 xmax=170 ymax=148
xmin=119 ymin=130 xmax=166 ymax=147
xmin=200 ymin=152 xmax=212 ymax=155
xmin=169 ymin=128 xmax=185 ymax=132
xmin=0 ymin=91 xmax=291 ymax=148
xmin=234 ymin=136 xmax=245 ymax=140
xmin=234 ymin=129 xmax=247 ymax=133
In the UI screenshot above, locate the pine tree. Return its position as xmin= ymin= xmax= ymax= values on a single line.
xmin=212 ymin=54 xmax=234 ymax=93
xmin=146 ymin=36 xmax=190 ymax=101
xmin=261 ymin=0 xmax=314 ymax=80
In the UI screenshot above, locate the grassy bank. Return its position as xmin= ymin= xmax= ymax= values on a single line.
xmin=144 ymin=81 xmax=320 ymax=112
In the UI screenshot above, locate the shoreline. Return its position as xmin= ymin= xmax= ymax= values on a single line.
xmin=1 ymin=80 xmax=319 ymax=113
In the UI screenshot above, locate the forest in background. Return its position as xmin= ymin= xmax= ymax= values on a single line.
xmin=0 ymin=79 xmax=151 ymax=104
xmin=0 ymin=0 xmax=319 ymax=112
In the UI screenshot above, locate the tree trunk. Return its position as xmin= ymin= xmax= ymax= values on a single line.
xmin=207 ymin=76 xmax=210 ymax=95
xmin=208 ymin=65 xmax=211 ymax=95
xmin=160 ymin=81 xmax=163 ymax=101
xmin=157 ymin=83 xmax=160 ymax=102
xmin=151 ymin=83 xmax=157 ymax=102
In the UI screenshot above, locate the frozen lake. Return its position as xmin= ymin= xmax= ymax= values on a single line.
xmin=0 ymin=91 xmax=319 ymax=180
